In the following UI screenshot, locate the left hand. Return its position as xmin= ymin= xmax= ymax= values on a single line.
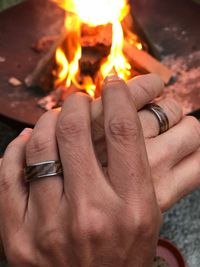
xmin=0 ymin=76 xmax=161 ymax=266
xmin=91 ymin=74 xmax=200 ymax=212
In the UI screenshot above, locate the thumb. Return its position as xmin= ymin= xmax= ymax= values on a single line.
xmin=0 ymin=128 xmax=32 ymax=260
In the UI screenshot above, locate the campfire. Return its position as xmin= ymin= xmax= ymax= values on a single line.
xmin=24 ymin=0 xmax=172 ymax=111
xmin=53 ymin=0 xmax=135 ymax=95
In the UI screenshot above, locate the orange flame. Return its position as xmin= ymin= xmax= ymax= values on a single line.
xmin=100 ymin=18 xmax=131 ymax=80
xmin=54 ymin=48 xmax=68 ymax=85
xmin=53 ymin=0 xmax=141 ymax=97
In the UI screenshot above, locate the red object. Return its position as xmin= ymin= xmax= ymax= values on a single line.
xmin=156 ymin=238 xmax=186 ymax=267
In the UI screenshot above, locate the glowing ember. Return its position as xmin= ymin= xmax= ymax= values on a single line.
xmin=53 ymin=0 xmax=142 ymax=97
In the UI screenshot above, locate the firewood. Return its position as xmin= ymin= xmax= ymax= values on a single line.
xmin=25 ymin=29 xmax=67 ymax=89
xmin=32 ymin=35 xmax=59 ymax=53
xmin=81 ymin=23 xmax=112 ymax=48
xmin=123 ymin=41 xmax=173 ymax=84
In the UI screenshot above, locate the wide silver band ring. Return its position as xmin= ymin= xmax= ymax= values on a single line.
xmin=24 ymin=160 xmax=63 ymax=183
xmin=144 ymin=103 xmax=169 ymax=134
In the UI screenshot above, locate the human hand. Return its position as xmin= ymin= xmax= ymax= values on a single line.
xmin=91 ymin=74 xmax=200 ymax=211
xmin=0 ymin=77 xmax=161 ymax=266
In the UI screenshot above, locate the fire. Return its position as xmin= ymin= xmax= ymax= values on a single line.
xmin=100 ymin=18 xmax=131 ymax=80
xmin=53 ymin=0 xmax=142 ymax=97
xmin=54 ymin=48 xmax=68 ymax=86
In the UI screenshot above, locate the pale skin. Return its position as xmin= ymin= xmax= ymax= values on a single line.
xmin=0 ymin=74 xmax=199 ymax=265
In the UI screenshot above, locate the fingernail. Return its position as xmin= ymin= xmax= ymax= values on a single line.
xmin=103 ymin=74 xmax=122 ymax=86
xmin=19 ymin=128 xmax=32 ymax=136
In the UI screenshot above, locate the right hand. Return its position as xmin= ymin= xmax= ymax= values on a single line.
xmin=91 ymin=74 xmax=200 ymax=212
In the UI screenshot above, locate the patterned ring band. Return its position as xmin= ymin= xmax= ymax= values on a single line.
xmin=24 ymin=160 xmax=63 ymax=183
xmin=144 ymin=103 xmax=170 ymax=134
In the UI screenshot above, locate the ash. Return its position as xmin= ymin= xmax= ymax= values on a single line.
xmin=161 ymin=51 xmax=200 ymax=114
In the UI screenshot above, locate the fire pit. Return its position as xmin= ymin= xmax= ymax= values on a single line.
xmin=0 ymin=1 xmax=200 ymax=266
xmin=0 ymin=0 xmax=199 ymax=125
xmin=31 ymin=0 xmax=173 ymax=111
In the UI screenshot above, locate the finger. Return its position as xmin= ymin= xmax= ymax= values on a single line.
xmin=147 ymin=116 xmax=200 ymax=168
xmin=56 ymin=93 xmax=104 ymax=201
xmin=91 ymin=73 xmax=164 ymax=133
xmin=0 ymin=128 xmax=32 ymax=228
xmin=127 ymin=73 xmax=164 ymax=109
xmin=26 ymin=109 xmax=63 ymax=214
xmin=102 ymin=75 xmax=156 ymax=202
xmin=156 ymin=148 xmax=200 ymax=212
xmin=139 ymin=98 xmax=183 ymax=138
xmin=91 ymin=74 xmax=164 ymax=166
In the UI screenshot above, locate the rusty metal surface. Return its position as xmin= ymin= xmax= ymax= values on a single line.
xmin=0 ymin=0 xmax=64 ymax=125
xmin=0 ymin=0 xmax=199 ymax=125
xmin=132 ymin=0 xmax=200 ymax=57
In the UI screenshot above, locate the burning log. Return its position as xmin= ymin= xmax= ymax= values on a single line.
xmin=81 ymin=23 xmax=112 ymax=48
xmin=123 ymin=41 xmax=173 ymax=84
xmin=24 ymin=29 xmax=67 ymax=90
xmin=31 ymin=0 xmax=173 ymax=111
xmin=80 ymin=24 xmax=173 ymax=84
xmin=32 ymin=35 xmax=59 ymax=53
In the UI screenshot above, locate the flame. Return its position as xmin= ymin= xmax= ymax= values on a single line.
xmin=54 ymin=48 xmax=69 ymax=86
xmin=53 ymin=0 xmax=141 ymax=97
xmin=54 ymin=0 xmax=129 ymax=25
xmin=100 ymin=18 xmax=131 ymax=80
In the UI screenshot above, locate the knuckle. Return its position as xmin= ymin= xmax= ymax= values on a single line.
xmin=107 ymin=115 xmax=141 ymax=140
xmin=125 ymin=205 xmax=161 ymax=239
xmin=6 ymin=242 xmax=35 ymax=267
xmin=72 ymin=209 xmax=108 ymax=242
xmin=56 ymin=114 xmax=88 ymax=140
xmin=26 ymin=132 xmax=51 ymax=157
xmin=135 ymin=221 xmax=153 ymax=238
xmin=38 ymin=227 xmax=66 ymax=253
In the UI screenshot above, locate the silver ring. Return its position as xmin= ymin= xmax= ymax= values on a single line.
xmin=24 ymin=160 xmax=63 ymax=183
xmin=144 ymin=103 xmax=169 ymax=134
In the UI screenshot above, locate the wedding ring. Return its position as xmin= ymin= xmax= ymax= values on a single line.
xmin=24 ymin=160 xmax=63 ymax=182
xmin=144 ymin=103 xmax=169 ymax=134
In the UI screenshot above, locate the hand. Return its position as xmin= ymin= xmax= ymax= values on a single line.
xmin=0 ymin=77 xmax=161 ymax=266
xmin=91 ymin=74 xmax=200 ymax=211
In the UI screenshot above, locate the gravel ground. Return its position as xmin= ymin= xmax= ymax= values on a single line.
xmin=161 ymin=188 xmax=200 ymax=267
